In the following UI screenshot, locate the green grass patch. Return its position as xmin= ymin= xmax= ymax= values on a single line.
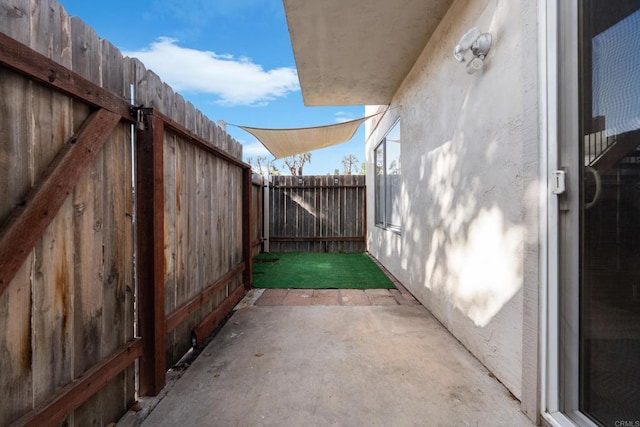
xmin=252 ymin=252 xmax=395 ymax=289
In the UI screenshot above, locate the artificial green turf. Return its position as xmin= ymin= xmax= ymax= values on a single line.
xmin=251 ymin=252 xmax=395 ymax=289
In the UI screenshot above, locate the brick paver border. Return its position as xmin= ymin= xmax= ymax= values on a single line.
xmin=252 ymin=252 xmax=421 ymax=307
xmin=255 ymin=288 xmax=420 ymax=306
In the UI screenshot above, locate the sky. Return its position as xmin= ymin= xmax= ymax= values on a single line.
xmin=58 ymin=0 xmax=367 ymax=176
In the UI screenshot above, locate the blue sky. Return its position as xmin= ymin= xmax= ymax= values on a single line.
xmin=58 ymin=0 xmax=366 ymax=176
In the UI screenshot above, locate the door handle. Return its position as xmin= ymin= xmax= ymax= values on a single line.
xmin=584 ymin=166 xmax=601 ymax=209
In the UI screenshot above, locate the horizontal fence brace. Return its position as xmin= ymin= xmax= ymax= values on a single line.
xmin=165 ymin=263 xmax=246 ymax=333
xmin=0 ymin=32 xmax=133 ymax=120
xmin=12 ymin=338 xmax=142 ymax=427
xmin=269 ymin=236 xmax=365 ymax=242
xmin=274 ymin=185 xmax=366 ymax=189
xmin=158 ymin=111 xmax=250 ymax=170
xmin=0 ymin=109 xmax=121 ymax=297
xmin=191 ymin=285 xmax=246 ymax=347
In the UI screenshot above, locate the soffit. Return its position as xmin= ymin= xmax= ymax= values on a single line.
xmin=283 ymin=0 xmax=453 ymax=106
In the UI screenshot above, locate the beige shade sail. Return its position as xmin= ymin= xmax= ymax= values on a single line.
xmin=235 ymin=113 xmax=381 ymax=159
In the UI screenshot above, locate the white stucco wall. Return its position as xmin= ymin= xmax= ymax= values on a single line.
xmin=365 ymin=0 xmax=539 ymax=400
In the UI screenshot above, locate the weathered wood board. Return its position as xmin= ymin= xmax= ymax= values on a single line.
xmin=1 ymin=0 xmax=247 ymax=424
xmin=269 ymin=175 xmax=366 ymax=253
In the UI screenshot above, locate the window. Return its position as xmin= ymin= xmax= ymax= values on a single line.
xmin=374 ymin=120 xmax=401 ymax=231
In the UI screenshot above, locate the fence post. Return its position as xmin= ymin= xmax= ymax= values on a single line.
xmin=242 ymin=168 xmax=253 ymax=289
xmin=263 ymin=179 xmax=270 ymax=253
xmin=135 ymin=109 xmax=166 ymax=395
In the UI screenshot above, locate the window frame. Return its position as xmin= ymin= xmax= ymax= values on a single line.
xmin=373 ymin=119 xmax=401 ymax=233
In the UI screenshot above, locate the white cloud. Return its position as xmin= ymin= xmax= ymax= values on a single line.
xmin=124 ymin=37 xmax=299 ymax=106
xmin=334 ymin=111 xmax=358 ymax=123
xmin=242 ymin=141 xmax=272 ymax=157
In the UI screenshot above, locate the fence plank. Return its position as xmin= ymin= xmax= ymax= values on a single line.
xmin=203 ymin=140 xmax=213 ymax=296
xmin=69 ymin=22 xmax=108 ymax=418
xmin=0 ymin=109 xmax=120 ymax=296
xmin=196 ymin=137 xmax=206 ymax=295
xmin=184 ymin=128 xmax=198 ymax=358
xmin=243 ymin=168 xmax=253 ymax=288
xmin=268 ymin=176 xmax=365 ymax=252
xmin=30 ymin=0 xmax=75 ymax=412
xmin=201 ymin=149 xmax=214 ymax=327
xmin=71 ymin=151 xmax=106 ymax=426
xmin=100 ymin=38 xmax=135 ymax=418
xmin=0 ymin=262 xmax=33 ymax=424
xmin=216 ymin=145 xmax=225 ymax=283
xmin=159 ymin=80 xmax=177 ymax=363
xmin=174 ymin=134 xmax=193 ymax=364
xmin=0 ymin=2 xmax=34 ymax=423
xmin=322 ymin=176 xmax=330 ymax=241
xmin=69 ymin=17 xmax=107 ymax=425
xmin=223 ymin=147 xmax=231 ymax=273
xmin=169 ymin=134 xmax=184 ymax=363
xmin=184 ymin=101 xmax=197 ymax=310
xmin=163 ymin=129 xmax=178 ymax=363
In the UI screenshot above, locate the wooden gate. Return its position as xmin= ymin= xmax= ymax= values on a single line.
xmin=0 ymin=1 xmax=253 ymax=425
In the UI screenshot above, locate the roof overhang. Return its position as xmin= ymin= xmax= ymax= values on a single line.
xmin=283 ymin=0 xmax=453 ymax=106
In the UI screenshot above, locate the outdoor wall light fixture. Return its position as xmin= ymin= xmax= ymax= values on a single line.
xmin=453 ymin=27 xmax=492 ymax=74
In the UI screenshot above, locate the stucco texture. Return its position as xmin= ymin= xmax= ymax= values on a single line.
xmin=365 ymin=0 xmax=539 ymax=400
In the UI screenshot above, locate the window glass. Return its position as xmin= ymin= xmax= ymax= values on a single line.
xmin=578 ymin=4 xmax=640 ymax=425
xmin=385 ymin=122 xmax=401 ymax=229
xmin=374 ymin=143 xmax=385 ymax=225
xmin=373 ymin=120 xmax=401 ymax=231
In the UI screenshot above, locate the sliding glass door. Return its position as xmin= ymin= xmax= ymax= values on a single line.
xmin=559 ymin=1 xmax=640 ymax=425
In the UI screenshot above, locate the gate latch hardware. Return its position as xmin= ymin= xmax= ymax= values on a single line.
xmin=130 ymin=105 xmax=152 ymax=131
xmin=551 ymin=170 xmax=566 ymax=195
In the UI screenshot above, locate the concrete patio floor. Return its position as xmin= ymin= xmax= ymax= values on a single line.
xmin=126 ymin=294 xmax=533 ymax=427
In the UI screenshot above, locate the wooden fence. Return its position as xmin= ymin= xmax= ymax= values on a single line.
xmin=268 ymin=175 xmax=366 ymax=252
xmin=251 ymin=174 xmax=265 ymax=258
xmin=0 ymin=1 xmax=254 ymax=425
